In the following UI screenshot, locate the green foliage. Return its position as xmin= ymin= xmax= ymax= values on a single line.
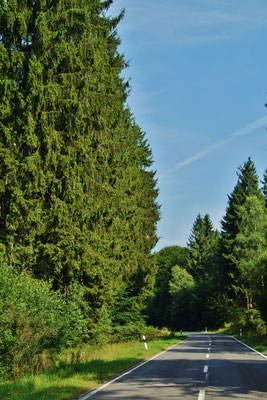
xmin=145 ymin=246 xmax=189 ymax=328
xmin=0 ymin=333 xmax=185 ymax=400
xmin=262 ymin=168 xmax=267 ymax=205
xmin=0 ymin=264 xmax=85 ymax=378
xmin=187 ymin=213 xmax=219 ymax=280
xmin=233 ymin=196 xmax=267 ymax=291
xmin=0 ymin=0 xmax=159 ymax=347
xmin=169 ymin=265 xmax=195 ymax=295
xmin=146 ymin=215 xmax=229 ymax=331
xmin=225 ymin=305 xmax=266 ymax=335
xmin=220 ymin=158 xmax=262 ymax=296
xmin=110 ymin=290 xmax=146 ymax=342
xmin=168 ymin=266 xmax=195 ymax=331
xmin=89 ymin=306 xmax=113 ymax=347
xmin=144 ymin=158 xmax=266 ymax=333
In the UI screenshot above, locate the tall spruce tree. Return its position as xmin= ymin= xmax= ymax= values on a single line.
xmin=232 ymin=195 xmax=267 ymax=312
xmin=0 ymin=0 xmax=159 ymax=324
xmin=220 ymin=158 xmax=262 ymax=303
xmin=187 ymin=213 xmax=218 ymax=280
xmin=186 ymin=214 xmax=226 ymax=329
xmin=262 ymin=168 xmax=267 ymax=206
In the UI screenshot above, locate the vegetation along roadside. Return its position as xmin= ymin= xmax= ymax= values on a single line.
xmin=0 ymin=331 xmax=186 ymax=400
xmin=218 ymin=325 xmax=267 ymax=356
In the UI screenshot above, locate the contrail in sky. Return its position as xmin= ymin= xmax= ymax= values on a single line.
xmin=173 ymin=139 xmax=230 ymax=169
xmin=231 ymin=115 xmax=267 ymax=136
xmin=159 ymin=115 xmax=267 ymax=180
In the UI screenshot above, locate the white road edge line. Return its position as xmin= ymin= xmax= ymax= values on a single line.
xmin=198 ymin=389 xmax=206 ymax=400
xmin=77 ymin=341 xmax=185 ymax=399
xmin=231 ymin=336 xmax=267 ymax=360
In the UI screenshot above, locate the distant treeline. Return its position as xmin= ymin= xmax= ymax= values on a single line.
xmin=0 ymin=0 xmax=159 ymax=378
xmin=147 ymin=158 xmax=267 ymax=334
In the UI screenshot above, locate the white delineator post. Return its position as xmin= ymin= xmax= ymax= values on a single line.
xmin=240 ymin=328 xmax=242 ymax=337
xmin=142 ymin=335 xmax=148 ymax=350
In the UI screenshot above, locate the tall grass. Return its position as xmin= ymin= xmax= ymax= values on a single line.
xmin=0 ymin=332 xmax=186 ymax=400
xmin=218 ymin=325 xmax=267 ymax=355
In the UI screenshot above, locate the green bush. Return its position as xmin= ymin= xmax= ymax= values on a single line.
xmin=224 ymin=304 xmax=266 ymax=335
xmin=109 ymin=290 xmax=146 ymax=343
xmin=0 ymin=264 xmax=86 ymax=378
xmin=142 ymin=326 xmax=171 ymax=340
xmin=244 ymin=309 xmax=266 ymax=335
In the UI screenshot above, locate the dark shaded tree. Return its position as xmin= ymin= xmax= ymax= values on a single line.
xmin=145 ymin=246 xmax=189 ymax=328
xmin=185 ymin=214 xmax=226 ymax=329
xmin=187 ymin=213 xmax=219 ymax=280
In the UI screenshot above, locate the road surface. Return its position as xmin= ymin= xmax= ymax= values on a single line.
xmin=78 ymin=333 xmax=267 ymax=399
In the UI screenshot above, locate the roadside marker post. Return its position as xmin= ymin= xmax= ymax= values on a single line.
xmin=142 ymin=335 xmax=148 ymax=350
xmin=240 ymin=329 xmax=242 ymax=337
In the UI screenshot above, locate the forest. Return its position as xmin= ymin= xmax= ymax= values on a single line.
xmin=0 ymin=0 xmax=266 ymax=381
xmin=147 ymin=158 xmax=267 ymax=334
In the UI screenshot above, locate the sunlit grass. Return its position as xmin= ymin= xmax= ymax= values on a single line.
xmin=0 ymin=332 xmax=186 ymax=400
xmin=234 ymin=334 xmax=267 ymax=355
xmin=217 ymin=325 xmax=267 ymax=356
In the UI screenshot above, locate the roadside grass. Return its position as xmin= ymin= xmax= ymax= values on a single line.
xmin=0 ymin=332 xmax=186 ymax=400
xmin=217 ymin=326 xmax=267 ymax=356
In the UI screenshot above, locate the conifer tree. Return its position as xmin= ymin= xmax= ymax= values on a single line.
xmin=232 ymin=195 xmax=267 ymax=311
xmin=0 ymin=0 xmax=159 ymax=327
xmin=220 ymin=158 xmax=262 ymax=300
xmin=187 ymin=213 xmax=217 ymax=280
xmin=221 ymin=158 xmax=261 ymax=241
xmin=262 ymin=168 xmax=267 ymax=206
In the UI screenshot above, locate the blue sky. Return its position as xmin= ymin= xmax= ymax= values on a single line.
xmin=109 ymin=0 xmax=267 ymax=251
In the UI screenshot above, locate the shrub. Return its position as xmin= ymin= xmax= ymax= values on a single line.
xmin=225 ymin=304 xmax=266 ymax=335
xmin=0 ymin=264 xmax=86 ymax=378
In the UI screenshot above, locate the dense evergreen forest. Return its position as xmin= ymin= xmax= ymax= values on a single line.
xmin=147 ymin=158 xmax=267 ymax=333
xmin=0 ymin=0 xmax=159 ymax=378
xmin=0 ymin=0 xmax=266 ymax=382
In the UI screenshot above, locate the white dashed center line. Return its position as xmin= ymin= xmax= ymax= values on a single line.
xmin=198 ymin=389 xmax=206 ymax=400
xmin=203 ymin=365 xmax=208 ymax=373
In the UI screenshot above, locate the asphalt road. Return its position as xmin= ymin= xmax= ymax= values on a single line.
xmin=79 ymin=333 xmax=267 ymax=400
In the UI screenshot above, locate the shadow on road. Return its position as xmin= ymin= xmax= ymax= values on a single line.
xmin=85 ymin=335 xmax=267 ymax=399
